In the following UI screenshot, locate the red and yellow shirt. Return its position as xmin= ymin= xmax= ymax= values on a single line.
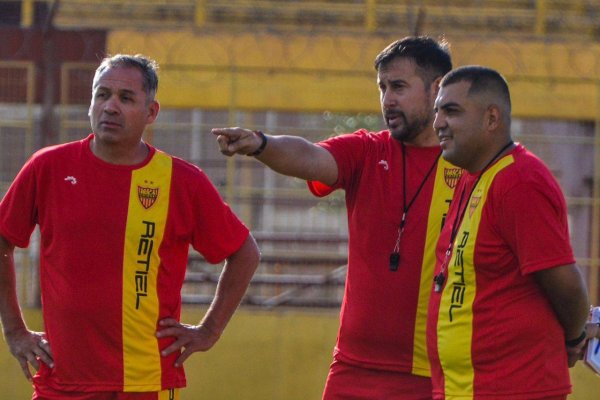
xmin=309 ymin=129 xmax=458 ymax=376
xmin=427 ymin=144 xmax=574 ymax=399
xmin=0 ymin=134 xmax=249 ymax=392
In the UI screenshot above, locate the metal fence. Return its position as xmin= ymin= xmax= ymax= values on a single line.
xmin=36 ymin=0 xmax=600 ymax=41
xmin=2 ymin=18 xmax=600 ymax=308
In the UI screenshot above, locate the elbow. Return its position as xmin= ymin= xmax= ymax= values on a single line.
xmin=243 ymin=234 xmax=261 ymax=272
xmin=251 ymin=239 xmax=261 ymax=271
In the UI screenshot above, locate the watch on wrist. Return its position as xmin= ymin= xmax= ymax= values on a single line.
xmin=565 ymin=330 xmax=587 ymax=347
xmin=247 ymin=130 xmax=267 ymax=156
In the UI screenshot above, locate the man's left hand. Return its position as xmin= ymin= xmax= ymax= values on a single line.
xmin=156 ymin=318 xmax=221 ymax=367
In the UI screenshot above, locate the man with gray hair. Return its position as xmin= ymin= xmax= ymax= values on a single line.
xmin=0 ymin=54 xmax=260 ymax=399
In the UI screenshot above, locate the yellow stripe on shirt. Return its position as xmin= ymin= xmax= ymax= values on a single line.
xmin=412 ymin=157 xmax=459 ymax=376
xmin=122 ymin=151 xmax=172 ymax=391
xmin=437 ymin=156 xmax=514 ymax=398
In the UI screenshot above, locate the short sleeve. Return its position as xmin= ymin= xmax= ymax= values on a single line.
xmin=306 ymin=129 xmax=370 ymax=196
xmin=495 ymin=181 xmax=574 ymax=275
xmin=0 ymin=157 xmax=39 ymax=248
xmin=188 ymin=170 xmax=249 ymax=264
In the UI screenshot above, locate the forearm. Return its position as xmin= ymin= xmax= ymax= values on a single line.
xmin=535 ymin=264 xmax=589 ymax=340
xmin=254 ymin=135 xmax=337 ymax=184
xmin=554 ymin=290 xmax=589 ymax=341
xmin=0 ymin=237 xmax=27 ymax=336
xmin=212 ymin=127 xmax=338 ymax=185
xmin=200 ymin=235 xmax=260 ymax=336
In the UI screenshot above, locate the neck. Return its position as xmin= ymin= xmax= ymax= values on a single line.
xmin=468 ymin=140 xmax=515 ymax=174
xmin=403 ymin=127 xmax=440 ymax=148
xmin=90 ymin=138 xmax=149 ymax=165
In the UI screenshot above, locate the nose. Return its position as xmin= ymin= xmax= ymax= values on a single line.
xmin=381 ymin=88 xmax=396 ymax=109
xmin=433 ymin=111 xmax=445 ymax=133
xmin=103 ymin=96 xmax=120 ymax=115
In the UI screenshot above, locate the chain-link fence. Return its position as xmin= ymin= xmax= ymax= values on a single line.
xmin=2 ymin=0 xmax=600 ymax=309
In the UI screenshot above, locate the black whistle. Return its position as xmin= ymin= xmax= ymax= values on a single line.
xmin=434 ymin=272 xmax=445 ymax=292
xmin=389 ymin=252 xmax=400 ymax=271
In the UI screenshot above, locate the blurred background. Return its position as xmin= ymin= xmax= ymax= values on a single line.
xmin=0 ymin=0 xmax=599 ymax=398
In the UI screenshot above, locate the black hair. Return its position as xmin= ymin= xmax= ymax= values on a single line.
xmin=440 ymin=65 xmax=511 ymax=111
xmin=374 ymin=36 xmax=452 ymax=86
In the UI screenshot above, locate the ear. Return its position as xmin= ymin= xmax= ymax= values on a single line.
xmin=146 ymin=100 xmax=160 ymax=125
xmin=429 ymin=76 xmax=443 ymax=100
xmin=485 ymin=104 xmax=502 ymax=131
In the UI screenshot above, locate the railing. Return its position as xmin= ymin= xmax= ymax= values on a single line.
xmin=183 ymin=232 xmax=348 ymax=308
xmin=7 ymin=0 xmax=597 ymax=40
xmin=0 ymin=62 xmax=36 ymax=184
xmin=60 ymin=0 xmax=195 ymax=28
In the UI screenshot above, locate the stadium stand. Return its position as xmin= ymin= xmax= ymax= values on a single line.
xmin=44 ymin=0 xmax=600 ymax=39
xmin=1 ymin=2 xmax=600 ymax=399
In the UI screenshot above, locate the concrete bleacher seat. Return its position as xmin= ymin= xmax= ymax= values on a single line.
xmin=185 ymin=232 xmax=348 ymax=308
xmin=53 ymin=0 xmax=196 ymax=28
xmin=50 ymin=0 xmax=600 ymax=40
xmin=206 ymin=1 xmax=364 ymax=31
xmin=375 ymin=3 xmax=536 ymax=35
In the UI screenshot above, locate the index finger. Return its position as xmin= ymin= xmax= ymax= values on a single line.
xmin=158 ymin=317 xmax=180 ymax=327
xmin=39 ymin=338 xmax=52 ymax=356
xmin=211 ymin=127 xmax=238 ymax=137
xmin=174 ymin=348 xmax=193 ymax=368
xmin=36 ymin=339 xmax=54 ymax=368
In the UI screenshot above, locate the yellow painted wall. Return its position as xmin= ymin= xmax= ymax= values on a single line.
xmin=1 ymin=307 xmax=598 ymax=399
xmin=107 ymin=30 xmax=600 ymax=120
xmin=0 ymin=307 xmax=336 ymax=399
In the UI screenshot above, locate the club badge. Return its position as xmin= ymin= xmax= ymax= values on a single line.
xmin=138 ymin=184 xmax=159 ymax=209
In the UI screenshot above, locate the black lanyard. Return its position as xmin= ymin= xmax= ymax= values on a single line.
xmin=433 ymin=141 xmax=515 ymax=291
xmin=390 ymin=143 xmax=441 ymax=271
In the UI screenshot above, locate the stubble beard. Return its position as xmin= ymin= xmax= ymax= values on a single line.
xmin=389 ymin=111 xmax=433 ymax=144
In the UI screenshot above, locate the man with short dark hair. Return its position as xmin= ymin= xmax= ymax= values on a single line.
xmin=213 ymin=36 xmax=455 ymax=399
xmin=428 ymin=65 xmax=589 ymax=399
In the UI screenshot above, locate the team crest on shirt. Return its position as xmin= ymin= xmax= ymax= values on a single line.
xmin=469 ymin=195 xmax=481 ymax=217
xmin=138 ymin=182 xmax=159 ymax=209
xmin=444 ymin=168 xmax=462 ymax=189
